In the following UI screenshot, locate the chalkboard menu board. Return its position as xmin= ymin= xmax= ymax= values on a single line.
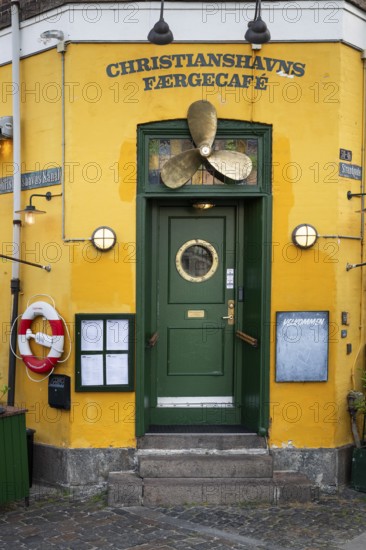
xmin=276 ymin=311 xmax=329 ymax=382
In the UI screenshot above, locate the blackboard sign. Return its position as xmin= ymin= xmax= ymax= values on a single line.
xmin=276 ymin=311 xmax=329 ymax=382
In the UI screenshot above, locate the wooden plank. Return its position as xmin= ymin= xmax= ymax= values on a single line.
xmin=0 ymin=410 xmax=29 ymax=505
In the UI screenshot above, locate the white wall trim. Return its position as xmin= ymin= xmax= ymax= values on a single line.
xmin=0 ymin=2 xmax=365 ymax=65
xmin=157 ymin=396 xmax=234 ymax=408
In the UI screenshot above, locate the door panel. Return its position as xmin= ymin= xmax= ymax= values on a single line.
xmin=167 ymin=328 xmax=224 ymax=376
xmin=150 ymin=205 xmax=239 ymax=424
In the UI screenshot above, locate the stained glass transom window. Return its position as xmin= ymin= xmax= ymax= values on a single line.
xmin=148 ymin=138 xmax=258 ymax=186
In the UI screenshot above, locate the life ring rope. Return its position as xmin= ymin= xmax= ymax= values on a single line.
xmin=52 ymin=312 xmax=71 ymax=364
xmin=25 ymin=366 xmax=55 ymax=384
xmin=26 ymin=293 xmax=56 ymax=310
xmin=10 ymin=313 xmax=24 ymax=361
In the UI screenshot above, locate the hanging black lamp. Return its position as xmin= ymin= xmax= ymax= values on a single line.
xmin=15 ymin=192 xmax=53 ymax=225
xmin=147 ymin=0 xmax=173 ymax=45
xmin=245 ymin=0 xmax=271 ymax=44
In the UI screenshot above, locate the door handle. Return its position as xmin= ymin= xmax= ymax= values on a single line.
xmin=147 ymin=332 xmax=159 ymax=349
xmin=236 ymin=330 xmax=258 ymax=348
xmin=222 ymin=300 xmax=235 ymax=326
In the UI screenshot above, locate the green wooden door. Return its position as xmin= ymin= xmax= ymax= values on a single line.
xmin=150 ymin=205 xmax=240 ymax=425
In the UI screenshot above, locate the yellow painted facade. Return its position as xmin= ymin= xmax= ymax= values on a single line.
xmin=0 ymin=40 xmax=365 ymax=456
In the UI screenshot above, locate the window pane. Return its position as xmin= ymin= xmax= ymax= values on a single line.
xmin=148 ymin=138 xmax=258 ymax=186
xmin=181 ymin=245 xmax=213 ymax=277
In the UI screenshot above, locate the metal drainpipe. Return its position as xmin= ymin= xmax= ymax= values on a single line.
xmin=347 ymin=51 xmax=366 ymax=389
xmin=360 ymin=49 xmax=366 ymax=378
xmin=361 ymin=51 xmax=366 ymax=243
xmin=7 ymin=1 xmax=21 ymax=406
xmin=60 ymin=48 xmax=88 ymax=243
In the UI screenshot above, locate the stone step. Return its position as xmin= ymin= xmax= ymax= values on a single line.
xmin=106 ymin=471 xmax=315 ymax=508
xmin=137 ymin=433 xmax=267 ymax=450
xmin=138 ymin=453 xmax=273 ymax=479
xmin=142 ymin=472 xmax=315 ymax=506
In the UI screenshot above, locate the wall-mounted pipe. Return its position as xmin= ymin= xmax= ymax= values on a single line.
xmin=7 ymin=0 xmax=21 ymax=406
xmin=59 ymin=43 xmax=89 ymax=243
xmin=319 ymin=235 xmax=362 ymax=241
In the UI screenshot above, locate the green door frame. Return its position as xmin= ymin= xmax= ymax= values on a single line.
xmin=135 ymin=119 xmax=272 ymax=436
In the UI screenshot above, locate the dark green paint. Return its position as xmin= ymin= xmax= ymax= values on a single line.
xmin=149 ymin=206 xmax=237 ymax=424
xmin=351 ymin=447 xmax=366 ymax=492
xmin=75 ymin=314 xmax=135 ymax=392
xmin=0 ymin=410 xmax=29 ymax=505
xmin=137 ymin=119 xmax=272 ymax=196
xmin=136 ymin=118 xmax=272 ymax=436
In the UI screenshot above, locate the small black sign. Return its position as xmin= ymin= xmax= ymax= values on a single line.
xmin=340 ymin=148 xmax=352 ymax=162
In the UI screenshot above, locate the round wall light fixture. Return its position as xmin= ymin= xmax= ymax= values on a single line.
xmin=91 ymin=226 xmax=117 ymax=251
xmin=292 ymin=224 xmax=318 ymax=249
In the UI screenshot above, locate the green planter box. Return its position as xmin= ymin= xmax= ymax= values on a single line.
xmin=0 ymin=407 xmax=29 ymax=506
xmin=351 ymin=447 xmax=366 ymax=493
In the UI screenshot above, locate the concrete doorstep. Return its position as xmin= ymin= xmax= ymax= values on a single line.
xmin=138 ymin=453 xmax=273 ymax=478
xmin=107 ymin=471 xmax=314 ymax=507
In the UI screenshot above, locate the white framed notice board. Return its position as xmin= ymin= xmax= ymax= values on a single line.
xmin=75 ymin=314 xmax=135 ymax=392
xmin=275 ymin=311 xmax=329 ymax=382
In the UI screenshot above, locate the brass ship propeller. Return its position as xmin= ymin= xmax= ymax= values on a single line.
xmin=161 ymin=101 xmax=253 ymax=189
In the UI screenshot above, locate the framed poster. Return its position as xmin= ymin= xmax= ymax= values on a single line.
xmin=275 ymin=311 xmax=329 ymax=382
xmin=75 ymin=314 xmax=135 ymax=392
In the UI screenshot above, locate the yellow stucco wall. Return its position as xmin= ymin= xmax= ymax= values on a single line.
xmin=0 ymin=41 xmax=364 ymax=450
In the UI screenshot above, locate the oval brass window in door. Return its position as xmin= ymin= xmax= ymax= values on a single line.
xmin=175 ymin=239 xmax=219 ymax=283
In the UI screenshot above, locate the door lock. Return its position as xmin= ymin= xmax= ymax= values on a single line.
xmin=222 ymin=300 xmax=235 ymax=326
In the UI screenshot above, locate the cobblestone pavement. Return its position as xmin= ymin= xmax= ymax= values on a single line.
xmin=1 ymin=488 xmax=366 ymax=550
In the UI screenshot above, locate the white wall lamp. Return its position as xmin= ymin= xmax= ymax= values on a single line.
xmin=40 ymin=30 xmax=65 ymax=52
xmin=0 ymin=116 xmax=13 ymax=140
xmin=91 ymin=226 xmax=117 ymax=251
xmin=292 ymin=224 xmax=318 ymax=249
xmin=15 ymin=191 xmax=62 ymax=225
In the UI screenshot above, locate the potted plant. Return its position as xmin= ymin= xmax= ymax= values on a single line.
xmin=348 ymin=372 xmax=366 ymax=492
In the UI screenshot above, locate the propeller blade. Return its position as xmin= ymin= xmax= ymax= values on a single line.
xmin=207 ymin=150 xmax=253 ymax=181
xmin=187 ymin=101 xmax=217 ymax=153
xmin=161 ymin=149 xmax=203 ymax=188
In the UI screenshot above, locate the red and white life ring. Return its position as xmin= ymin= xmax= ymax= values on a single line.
xmin=18 ymin=301 xmax=64 ymax=373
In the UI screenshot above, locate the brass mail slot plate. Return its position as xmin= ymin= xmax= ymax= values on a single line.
xmin=186 ymin=310 xmax=205 ymax=319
